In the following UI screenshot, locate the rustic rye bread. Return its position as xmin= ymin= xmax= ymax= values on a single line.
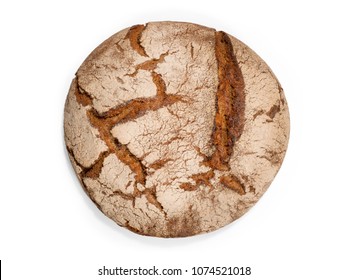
xmin=64 ymin=21 xmax=290 ymax=237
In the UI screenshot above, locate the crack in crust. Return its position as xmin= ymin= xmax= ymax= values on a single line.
xmin=70 ymin=34 xmax=186 ymax=216
xmin=127 ymin=52 xmax=169 ymax=77
xmin=77 ymin=72 xmax=183 ymax=185
xmin=220 ymin=175 xmax=245 ymax=195
xmin=179 ymin=31 xmax=246 ymax=195
xmin=206 ymin=31 xmax=245 ymax=171
xmin=68 ymin=144 xmax=166 ymax=215
xmin=125 ymin=24 xmax=148 ymax=57
xmin=143 ymin=186 xmax=166 ymax=216
xmin=253 ymin=102 xmax=282 ymax=122
xmin=180 ymin=170 xmax=214 ymax=191
xmin=149 ymin=158 xmax=172 ymax=170
xmin=124 ymin=220 xmax=143 ymax=235
xmin=74 ymin=80 xmax=93 ymax=106
xmin=266 ymin=104 xmax=281 ymax=119
xmin=94 ymin=72 xmax=183 ymax=121
xmin=66 ymin=146 xmax=109 ymax=179
xmin=84 ymin=151 xmax=111 ymax=179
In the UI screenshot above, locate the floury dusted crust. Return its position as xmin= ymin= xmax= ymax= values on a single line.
xmin=64 ymin=22 xmax=290 ymax=237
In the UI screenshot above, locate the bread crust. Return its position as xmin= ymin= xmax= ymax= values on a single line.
xmin=64 ymin=21 xmax=290 ymax=237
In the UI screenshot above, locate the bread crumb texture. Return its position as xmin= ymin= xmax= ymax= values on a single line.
xmin=64 ymin=22 xmax=290 ymax=237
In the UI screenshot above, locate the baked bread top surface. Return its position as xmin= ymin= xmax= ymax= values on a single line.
xmin=64 ymin=21 xmax=290 ymax=237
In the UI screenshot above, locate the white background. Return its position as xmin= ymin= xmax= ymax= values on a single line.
xmin=1 ymin=0 xmax=346 ymax=279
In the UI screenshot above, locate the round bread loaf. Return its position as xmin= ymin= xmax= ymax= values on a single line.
xmin=64 ymin=21 xmax=290 ymax=237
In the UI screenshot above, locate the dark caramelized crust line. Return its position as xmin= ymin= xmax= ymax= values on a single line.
xmin=148 ymin=158 xmax=172 ymax=170
xmin=109 ymin=190 xmax=135 ymax=201
xmin=206 ymin=31 xmax=245 ymax=171
xmin=179 ymin=170 xmax=215 ymax=191
xmin=179 ymin=31 xmax=246 ymax=195
xmin=86 ymin=110 xmax=147 ymax=185
xmin=66 ymin=146 xmax=85 ymax=172
xmin=125 ymin=24 xmax=148 ymax=57
xmin=66 ymin=147 xmax=110 ymax=209
xmin=66 ymin=146 xmax=109 ymax=178
xmin=73 ymin=71 xmax=182 ymax=185
xmin=180 ymin=182 xmax=199 ymax=191
xmin=96 ymin=72 xmax=182 ymax=122
xmin=143 ymin=187 xmax=166 ymax=215
xmin=124 ymin=220 xmax=144 ymax=235
xmin=84 ymin=151 xmax=111 ymax=179
xmin=191 ymin=170 xmax=215 ymax=187
xmin=137 ymin=52 xmax=168 ymax=71
xmin=74 ymin=77 xmax=93 ymax=106
xmin=220 ymin=175 xmax=246 ymax=195
xmin=127 ymin=52 xmax=169 ymax=77
xmin=68 ymin=141 xmax=166 ymax=216
xmin=266 ymin=104 xmax=281 ymax=119
xmin=151 ymin=71 xmax=167 ymax=100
